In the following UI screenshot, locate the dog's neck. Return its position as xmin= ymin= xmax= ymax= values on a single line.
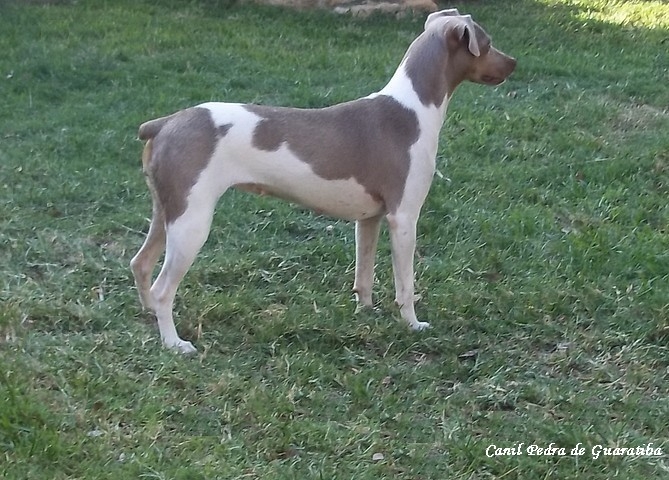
xmin=375 ymin=30 xmax=453 ymax=133
xmin=367 ymin=30 xmax=454 ymax=164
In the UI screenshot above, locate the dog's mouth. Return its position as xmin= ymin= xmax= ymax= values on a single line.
xmin=479 ymin=58 xmax=516 ymax=86
xmin=481 ymin=75 xmax=505 ymax=85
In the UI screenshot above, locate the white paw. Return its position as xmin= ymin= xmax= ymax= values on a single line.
xmin=410 ymin=321 xmax=431 ymax=331
xmin=166 ymin=339 xmax=198 ymax=355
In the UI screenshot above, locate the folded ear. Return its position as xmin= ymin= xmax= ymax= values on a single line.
xmin=451 ymin=17 xmax=481 ymax=57
xmin=424 ymin=8 xmax=460 ymax=30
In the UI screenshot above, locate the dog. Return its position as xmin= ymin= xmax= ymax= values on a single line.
xmin=131 ymin=9 xmax=517 ymax=353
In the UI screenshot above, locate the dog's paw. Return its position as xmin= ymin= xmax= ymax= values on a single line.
xmin=411 ymin=321 xmax=431 ymax=331
xmin=354 ymin=303 xmax=379 ymax=315
xmin=166 ymin=339 xmax=198 ymax=355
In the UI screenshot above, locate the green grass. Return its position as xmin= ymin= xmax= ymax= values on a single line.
xmin=1 ymin=0 xmax=668 ymax=478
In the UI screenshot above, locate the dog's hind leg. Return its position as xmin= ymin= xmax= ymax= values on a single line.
xmin=131 ymin=139 xmax=167 ymax=311
xmin=130 ymin=194 xmax=166 ymax=311
xmin=149 ymin=195 xmax=218 ymax=354
xmin=353 ymin=215 xmax=383 ymax=308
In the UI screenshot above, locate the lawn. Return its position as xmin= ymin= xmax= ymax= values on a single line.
xmin=1 ymin=0 xmax=668 ymax=478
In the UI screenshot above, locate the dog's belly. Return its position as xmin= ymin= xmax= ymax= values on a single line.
xmin=201 ymin=141 xmax=385 ymax=221
xmin=235 ymin=176 xmax=385 ymax=220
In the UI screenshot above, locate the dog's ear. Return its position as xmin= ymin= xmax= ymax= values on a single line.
xmin=449 ymin=16 xmax=487 ymax=57
xmin=424 ymin=8 xmax=460 ymax=30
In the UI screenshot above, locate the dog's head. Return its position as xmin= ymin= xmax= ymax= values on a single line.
xmin=404 ymin=9 xmax=516 ymax=106
xmin=427 ymin=9 xmax=517 ymax=87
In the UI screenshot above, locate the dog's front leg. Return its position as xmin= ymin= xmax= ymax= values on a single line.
xmin=387 ymin=213 xmax=430 ymax=330
xmin=353 ymin=215 xmax=383 ymax=308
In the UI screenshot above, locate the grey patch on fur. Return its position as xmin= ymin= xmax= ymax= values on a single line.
xmin=245 ymin=95 xmax=420 ymax=214
xmin=146 ymin=108 xmax=229 ymax=223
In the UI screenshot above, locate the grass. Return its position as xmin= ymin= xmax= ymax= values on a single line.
xmin=1 ymin=0 xmax=668 ymax=478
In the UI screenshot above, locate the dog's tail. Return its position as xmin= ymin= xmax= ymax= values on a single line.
xmin=139 ymin=133 xmax=167 ymax=230
xmin=140 ymin=138 xmax=155 ymax=172
xmin=138 ymin=114 xmax=175 ymax=141
xmin=138 ymin=114 xmax=175 ymax=171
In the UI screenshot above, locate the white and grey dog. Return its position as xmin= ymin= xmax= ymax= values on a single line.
xmin=131 ymin=9 xmax=517 ymax=353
